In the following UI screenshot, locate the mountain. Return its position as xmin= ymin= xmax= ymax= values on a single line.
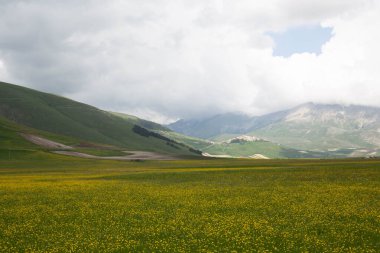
xmin=168 ymin=109 xmax=289 ymax=139
xmin=0 ymin=81 xmax=200 ymax=156
xmin=250 ymin=103 xmax=380 ymax=151
xmin=169 ymin=113 xmax=253 ymax=139
xmin=169 ymin=103 xmax=380 ymax=156
xmin=0 ymin=81 xmax=322 ymax=159
xmin=4 ymin=80 xmax=378 ymax=159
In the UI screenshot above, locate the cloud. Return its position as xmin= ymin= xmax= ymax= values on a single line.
xmin=0 ymin=58 xmax=8 ymax=80
xmin=0 ymin=0 xmax=379 ymax=122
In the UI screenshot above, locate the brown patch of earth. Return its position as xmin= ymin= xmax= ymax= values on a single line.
xmin=75 ymin=141 xmax=116 ymax=149
xmin=53 ymin=151 xmax=179 ymax=160
xmin=20 ymin=133 xmax=73 ymax=150
xmin=21 ymin=133 xmax=179 ymax=160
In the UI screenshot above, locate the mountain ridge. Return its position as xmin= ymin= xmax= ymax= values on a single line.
xmin=169 ymin=102 xmax=380 ymax=154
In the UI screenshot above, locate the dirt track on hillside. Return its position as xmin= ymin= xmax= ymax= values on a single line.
xmin=21 ymin=133 xmax=180 ymax=160
xmin=20 ymin=133 xmax=73 ymax=150
xmin=53 ymin=151 xmax=179 ymax=160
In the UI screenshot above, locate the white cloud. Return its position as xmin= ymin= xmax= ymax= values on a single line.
xmin=0 ymin=0 xmax=379 ymax=123
xmin=0 ymin=58 xmax=8 ymax=80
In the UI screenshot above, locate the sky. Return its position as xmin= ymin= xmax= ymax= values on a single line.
xmin=270 ymin=25 xmax=333 ymax=57
xmin=0 ymin=0 xmax=379 ymax=123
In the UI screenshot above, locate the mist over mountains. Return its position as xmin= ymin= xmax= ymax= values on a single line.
xmin=1 ymin=81 xmax=379 ymax=159
xmin=169 ymin=103 xmax=380 ymax=152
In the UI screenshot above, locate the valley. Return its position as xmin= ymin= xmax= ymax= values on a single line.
xmin=1 ymin=81 xmax=379 ymax=252
xmin=1 ymin=81 xmax=380 ymax=159
xmin=1 ymin=1 xmax=379 ymax=252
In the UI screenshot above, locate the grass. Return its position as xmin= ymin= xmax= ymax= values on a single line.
xmin=0 ymin=153 xmax=379 ymax=252
xmin=203 ymin=141 xmax=285 ymax=158
xmin=74 ymin=148 xmax=130 ymax=157
xmin=158 ymin=130 xmax=212 ymax=150
xmin=0 ymin=116 xmax=128 ymax=158
xmin=202 ymin=141 xmax=333 ymax=159
xmin=0 ymin=81 xmax=197 ymax=156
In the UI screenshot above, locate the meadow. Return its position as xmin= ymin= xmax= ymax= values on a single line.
xmin=0 ymin=154 xmax=379 ymax=252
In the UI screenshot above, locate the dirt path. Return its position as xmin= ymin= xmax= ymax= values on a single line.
xmin=21 ymin=133 xmax=179 ymax=160
xmin=20 ymin=133 xmax=73 ymax=150
xmin=53 ymin=151 xmax=179 ymax=160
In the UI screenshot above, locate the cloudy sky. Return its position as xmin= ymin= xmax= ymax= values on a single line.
xmin=0 ymin=0 xmax=379 ymax=123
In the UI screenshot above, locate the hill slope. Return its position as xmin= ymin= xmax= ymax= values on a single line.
xmin=110 ymin=111 xmax=213 ymax=151
xmin=0 ymin=81 xmax=199 ymax=156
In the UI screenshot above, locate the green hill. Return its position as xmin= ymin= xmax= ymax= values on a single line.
xmin=0 ymin=81 xmax=199 ymax=156
xmin=110 ymin=111 xmax=212 ymax=151
xmin=109 ymin=111 xmax=357 ymax=159
xmin=110 ymin=112 xmax=169 ymax=132
xmin=0 ymin=116 xmax=39 ymax=150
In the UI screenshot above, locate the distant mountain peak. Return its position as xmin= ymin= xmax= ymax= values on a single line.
xmin=284 ymin=102 xmax=380 ymax=125
xmin=169 ymin=102 xmax=380 ymax=154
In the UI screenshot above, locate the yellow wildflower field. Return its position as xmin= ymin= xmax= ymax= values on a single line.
xmin=0 ymin=157 xmax=379 ymax=252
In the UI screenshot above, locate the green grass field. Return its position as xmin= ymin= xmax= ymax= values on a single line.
xmin=0 ymin=154 xmax=379 ymax=252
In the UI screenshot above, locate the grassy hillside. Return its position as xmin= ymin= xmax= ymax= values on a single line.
xmin=0 ymin=117 xmax=40 ymax=150
xmin=156 ymin=130 xmax=212 ymax=150
xmin=0 ymin=116 xmax=128 ymax=158
xmin=0 ymin=82 xmax=198 ymax=156
xmin=110 ymin=112 xmax=168 ymax=132
xmin=111 ymin=111 xmax=212 ymax=150
xmin=110 ymin=112 xmax=290 ymax=158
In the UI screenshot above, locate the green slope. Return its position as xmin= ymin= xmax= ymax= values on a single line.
xmin=0 ymin=117 xmax=39 ymax=150
xmin=110 ymin=112 xmax=169 ymax=132
xmin=202 ymin=141 xmax=284 ymax=158
xmin=110 ymin=111 xmax=212 ymax=150
xmin=0 ymin=115 xmax=123 ymax=157
xmin=156 ymin=130 xmax=213 ymax=150
xmin=109 ymin=111 xmax=352 ymax=159
xmin=0 ymin=81 xmax=198 ymax=156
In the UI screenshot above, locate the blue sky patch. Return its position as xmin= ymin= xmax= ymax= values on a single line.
xmin=269 ymin=25 xmax=333 ymax=57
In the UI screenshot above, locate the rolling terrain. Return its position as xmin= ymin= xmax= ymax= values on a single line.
xmin=111 ymin=111 xmax=213 ymax=151
xmin=113 ymin=112 xmax=317 ymax=158
xmin=169 ymin=103 xmax=380 ymax=157
xmin=0 ymin=114 xmax=180 ymax=160
xmin=0 ymin=82 xmax=379 ymax=252
xmin=0 ymin=81 xmax=200 ymax=157
xmin=2 ymin=81 xmax=379 ymax=158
